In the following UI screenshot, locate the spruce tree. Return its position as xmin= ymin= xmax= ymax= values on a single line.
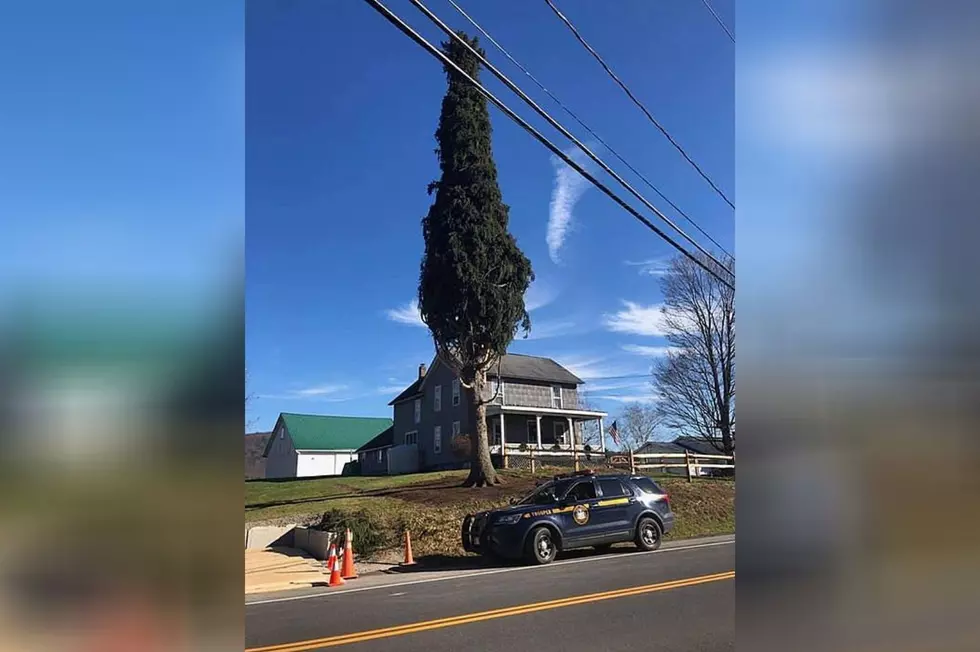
xmin=418 ymin=32 xmax=533 ymax=487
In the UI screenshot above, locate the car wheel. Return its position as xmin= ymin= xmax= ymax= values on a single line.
xmin=525 ymin=527 xmax=558 ymax=565
xmin=593 ymin=544 xmax=614 ymax=554
xmin=634 ymin=517 xmax=662 ymax=551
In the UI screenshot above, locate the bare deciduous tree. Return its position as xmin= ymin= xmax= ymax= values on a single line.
xmin=617 ymin=402 xmax=661 ymax=451
xmin=653 ymin=254 xmax=734 ymax=454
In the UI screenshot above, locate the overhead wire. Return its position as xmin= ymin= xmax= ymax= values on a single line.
xmin=542 ymin=0 xmax=735 ymax=211
xmin=409 ymin=0 xmax=733 ymax=276
xmin=442 ymin=0 xmax=732 ymax=259
xmin=699 ymin=0 xmax=735 ymax=43
xmin=360 ymin=0 xmax=734 ymax=290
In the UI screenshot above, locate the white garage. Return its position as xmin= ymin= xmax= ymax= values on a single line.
xmin=262 ymin=412 xmax=393 ymax=479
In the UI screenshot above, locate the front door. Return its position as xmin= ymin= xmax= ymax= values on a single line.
xmin=556 ymin=478 xmax=603 ymax=545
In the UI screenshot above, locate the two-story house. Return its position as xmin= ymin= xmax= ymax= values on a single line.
xmin=382 ymin=353 xmax=608 ymax=473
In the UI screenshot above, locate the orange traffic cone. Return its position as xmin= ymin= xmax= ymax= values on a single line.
xmin=327 ymin=543 xmax=345 ymax=587
xmin=341 ymin=528 xmax=358 ymax=580
xmin=400 ymin=529 xmax=416 ymax=566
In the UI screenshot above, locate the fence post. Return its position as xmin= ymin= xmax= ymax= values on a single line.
xmin=530 ymin=447 xmax=536 ymax=474
xmin=573 ymin=444 xmax=580 ymax=472
xmin=685 ymin=450 xmax=693 ymax=482
xmin=503 ymin=445 xmax=509 ymax=470
xmin=628 ymin=447 xmax=635 ymax=475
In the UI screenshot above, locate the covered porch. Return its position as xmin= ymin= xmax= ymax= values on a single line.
xmin=485 ymin=404 xmax=607 ymax=456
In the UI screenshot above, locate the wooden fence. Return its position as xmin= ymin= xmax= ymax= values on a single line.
xmin=502 ymin=444 xmax=734 ymax=481
xmin=627 ymin=450 xmax=735 ymax=481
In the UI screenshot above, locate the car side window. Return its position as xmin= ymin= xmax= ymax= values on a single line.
xmin=631 ymin=477 xmax=663 ymax=495
xmin=565 ymin=480 xmax=597 ymax=502
xmin=598 ymin=478 xmax=628 ymax=498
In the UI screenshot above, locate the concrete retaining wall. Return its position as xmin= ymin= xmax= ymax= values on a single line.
xmin=245 ymin=525 xmax=295 ymax=549
xmin=245 ymin=524 xmax=337 ymax=561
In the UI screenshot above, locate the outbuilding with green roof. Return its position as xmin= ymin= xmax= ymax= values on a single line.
xmin=262 ymin=412 xmax=394 ymax=478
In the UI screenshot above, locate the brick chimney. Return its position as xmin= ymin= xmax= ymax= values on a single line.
xmin=418 ymin=363 xmax=427 ymax=379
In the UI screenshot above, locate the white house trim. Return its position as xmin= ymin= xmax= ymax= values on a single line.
xmin=485 ymin=405 xmax=607 ymax=418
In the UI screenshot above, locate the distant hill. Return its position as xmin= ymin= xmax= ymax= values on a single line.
xmin=245 ymin=432 xmax=271 ymax=480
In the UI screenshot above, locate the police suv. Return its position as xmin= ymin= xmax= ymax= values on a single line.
xmin=461 ymin=470 xmax=675 ymax=565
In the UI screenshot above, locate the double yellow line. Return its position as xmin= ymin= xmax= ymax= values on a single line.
xmin=247 ymin=570 xmax=734 ymax=651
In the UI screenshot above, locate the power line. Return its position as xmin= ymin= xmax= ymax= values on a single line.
xmin=360 ymin=0 xmax=734 ymax=291
xmin=542 ymin=0 xmax=735 ymax=210
xmin=409 ymin=0 xmax=733 ymax=276
xmin=699 ymin=0 xmax=735 ymax=43
xmin=442 ymin=0 xmax=732 ymax=258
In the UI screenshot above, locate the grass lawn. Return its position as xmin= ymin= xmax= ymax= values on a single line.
xmin=245 ymin=470 xmax=734 ymax=559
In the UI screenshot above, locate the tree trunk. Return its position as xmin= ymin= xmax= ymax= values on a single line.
xmin=462 ymin=372 xmax=501 ymax=487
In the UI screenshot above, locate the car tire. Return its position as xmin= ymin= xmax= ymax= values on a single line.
xmin=525 ymin=527 xmax=559 ymax=565
xmin=593 ymin=544 xmax=614 ymax=554
xmin=634 ymin=517 xmax=662 ymax=552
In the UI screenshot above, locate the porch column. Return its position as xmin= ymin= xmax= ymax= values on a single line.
xmin=500 ymin=412 xmax=507 ymax=469
xmin=566 ymin=417 xmax=574 ymax=449
xmin=535 ymin=415 xmax=542 ymax=449
xmin=598 ymin=416 xmax=605 ymax=453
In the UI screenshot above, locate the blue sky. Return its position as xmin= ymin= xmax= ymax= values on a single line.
xmin=246 ymin=0 xmax=733 ymax=432
xmin=0 ymin=1 xmax=243 ymax=301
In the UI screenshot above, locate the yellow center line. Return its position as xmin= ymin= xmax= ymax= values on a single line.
xmin=247 ymin=570 xmax=735 ymax=652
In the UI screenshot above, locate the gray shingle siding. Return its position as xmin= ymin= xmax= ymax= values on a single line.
xmin=484 ymin=380 xmax=580 ymax=410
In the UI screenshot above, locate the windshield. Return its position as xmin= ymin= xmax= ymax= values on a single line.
xmin=517 ymin=481 xmax=558 ymax=505
xmin=516 ymin=479 xmax=575 ymax=505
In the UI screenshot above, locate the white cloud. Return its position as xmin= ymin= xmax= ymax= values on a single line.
xmin=385 ymin=299 xmax=425 ymax=327
xmin=523 ymin=320 xmax=577 ymax=341
xmin=602 ymin=301 xmax=667 ymax=337
xmin=624 ymin=257 xmax=672 ymax=277
xmin=554 ymin=354 xmax=646 ymax=382
xmin=259 ymin=383 xmax=349 ymax=400
xmin=547 ymin=146 xmax=593 ymax=264
xmin=524 ymin=280 xmax=558 ymax=312
xmin=595 ymin=393 xmax=660 ymax=404
xmin=621 ymin=344 xmax=681 ymax=357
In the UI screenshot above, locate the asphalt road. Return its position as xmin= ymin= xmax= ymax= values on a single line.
xmin=246 ymin=538 xmax=734 ymax=652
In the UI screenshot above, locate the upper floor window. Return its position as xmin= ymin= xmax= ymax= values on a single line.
xmin=452 ymin=379 xmax=460 ymax=406
xmin=434 ymin=385 xmax=442 ymax=412
xmin=552 ymin=386 xmax=563 ymax=409
xmin=414 ymin=398 xmax=421 ymax=424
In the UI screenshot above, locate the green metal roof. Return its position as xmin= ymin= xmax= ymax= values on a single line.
xmin=268 ymin=413 xmax=394 ymax=454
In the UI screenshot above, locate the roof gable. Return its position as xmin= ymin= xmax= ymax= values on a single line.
xmin=271 ymin=413 xmax=394 ymax=452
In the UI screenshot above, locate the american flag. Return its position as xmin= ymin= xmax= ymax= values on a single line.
xmin=607 ymin=420 xmax=620 ymax=446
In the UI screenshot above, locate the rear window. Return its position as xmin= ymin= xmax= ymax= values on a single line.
xmin=598 ymin=478 xmax=629 ymax=498
xmin=631 ymin=477 xmax=664 ymax=495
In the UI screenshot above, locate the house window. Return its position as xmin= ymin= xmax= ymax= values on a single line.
xmin=434 ymin=385 xmax=442 ymax=412
xmin=376 ymin=449 xmax=383 ymax=463
xmin=452 ymin=379 xmax=460 ymax=406
xmin=553 ymin=421 xmax=567 ymax=446
xmin=552 ymin=386 xmax=563 ymax=409
xmin=405 ymin=431 xmax=418 ymax=445
xmin=434 ymin=425 xmax=442 ymax=454
xmin=526 ymin=418 xmax=538 ymax=444
xmin=414 ymin=398 xmax=421 ymax=424
xmin=452 ymin=421 xmax=460 ymax=438
xmin=492 ymin=419 xmax=502 ymax=446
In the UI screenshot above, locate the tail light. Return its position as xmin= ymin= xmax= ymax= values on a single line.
xmin=663 ymin=493 xmax=671 ymax=509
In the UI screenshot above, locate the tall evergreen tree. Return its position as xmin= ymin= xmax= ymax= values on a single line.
xmin=418 ymin=32 xmax=533 ymax=487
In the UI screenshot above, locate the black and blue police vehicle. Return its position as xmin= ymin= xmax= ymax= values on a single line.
xmin=461 ymin=470 xmax=675 ymax=565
